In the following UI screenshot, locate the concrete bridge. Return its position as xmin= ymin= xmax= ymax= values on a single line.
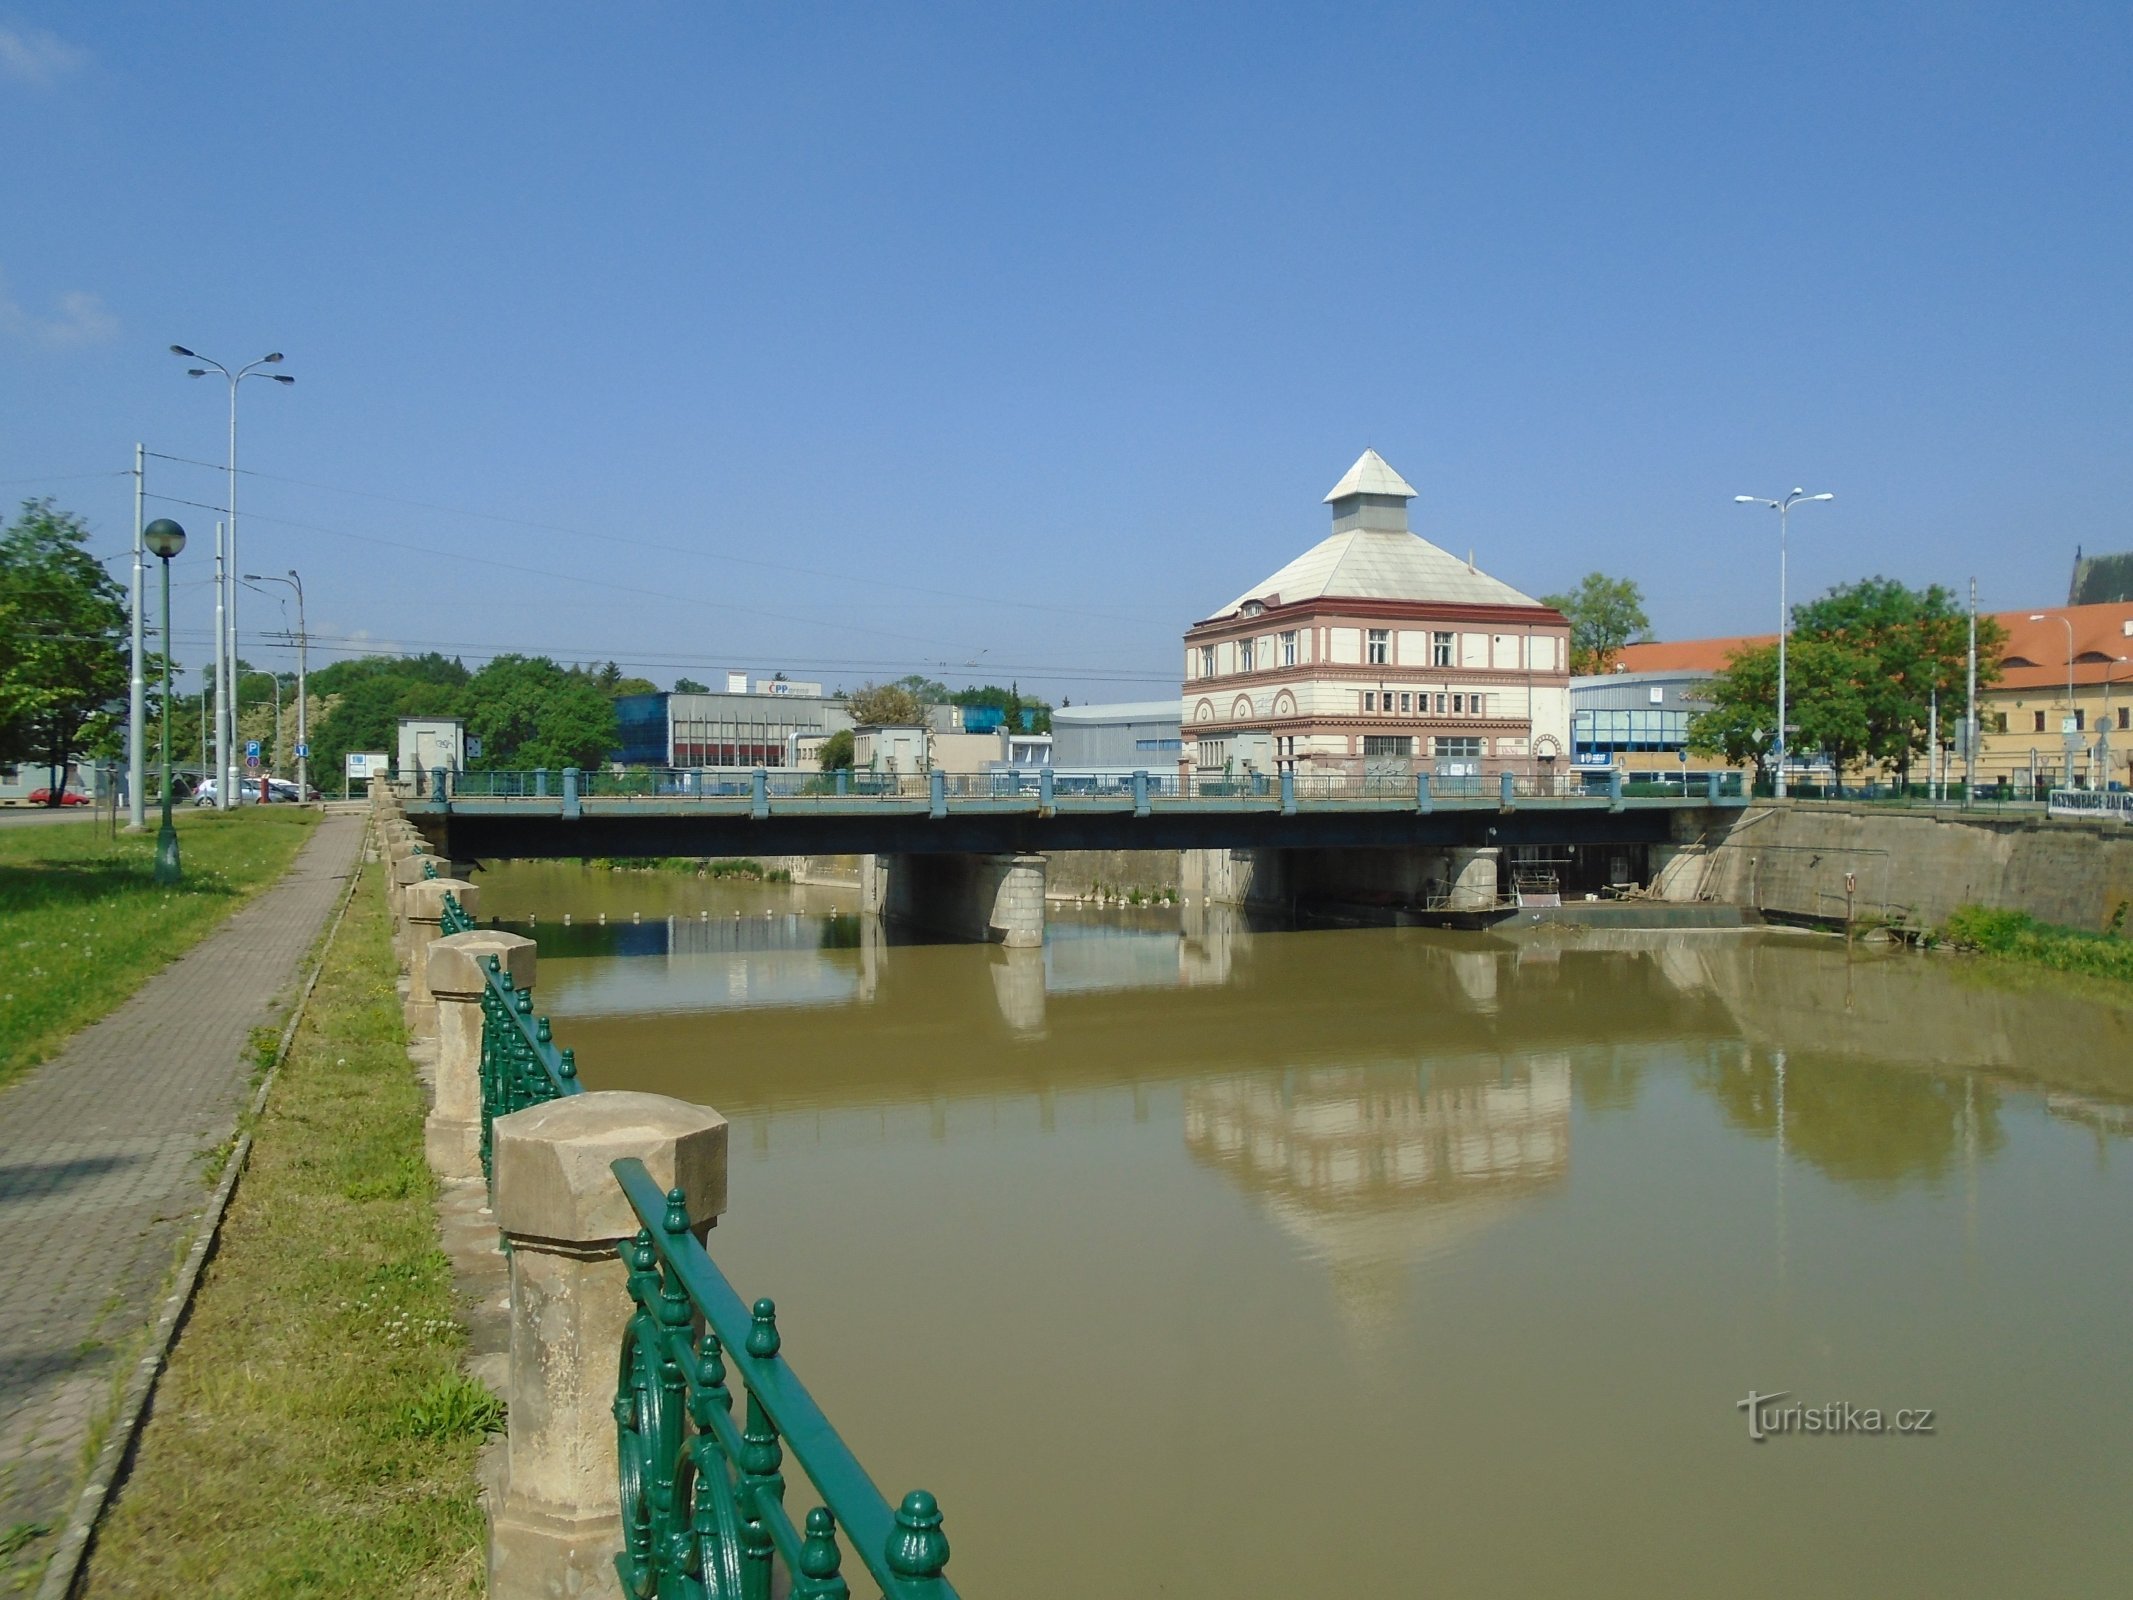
xmin=404 ymin=768 xmax=1747 ymax=946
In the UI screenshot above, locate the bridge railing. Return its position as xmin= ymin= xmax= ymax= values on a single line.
xmin=433 ymin=764 xmax=1749 ymax=809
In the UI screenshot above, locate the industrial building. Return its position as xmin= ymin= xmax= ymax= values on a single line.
xmin=1050 ymin=701 xmax=1183 ymax=776
xmin=1181 ymin=451 xmax=1573 ymax=780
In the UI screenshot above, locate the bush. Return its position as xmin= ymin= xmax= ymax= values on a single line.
xmin=1939 ymin=903 xmax=2133 ymax=981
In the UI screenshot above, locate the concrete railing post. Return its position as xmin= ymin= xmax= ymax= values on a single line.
xmin=1608 ymin=768 xmax=1624 ymax=811
xmin=752 ymin=768 xmax=770 ymax=819
xmin=562 ymin=767 xmax=581 ymax=820
xmin=1280 ymin=769 xmax=1296 ymax=815
xmin=1039 ymin=767 xmax=1054 ymax=810
xmin=489 ymin=1091 xmax=729 ymax=1600
xmin=402 ymin=877 xmax=477 ymax=1035
xmin=534 ymin=767 xmax=548 ymax=799
xmin=1132 ymin=769 xmax=1150 ymax=817
xmin=432 ymin=766 xmax=448 ymax=805
xmin=425 ymin=930 xmax=536 ymax=1178
xmin=1415 ymin=773 xmax=1433 ymax=814
xmin=1705 ymin=770 xmax=1721 ymax=803
xmin=929 ymin=769 xmax=947 ymax=819
xmin=835 ymin=767 xmax=850 ymax=797
xmin=1500 ymin=770 xmax=1516 ymax=808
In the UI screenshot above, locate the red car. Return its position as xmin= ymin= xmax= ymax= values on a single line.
xmin=28 ymin=788 xmax=92 ymax=806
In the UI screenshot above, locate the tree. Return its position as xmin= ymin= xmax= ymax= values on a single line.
xmin=1789 ymin=578 xmax=2003 ymax=783
xmin=1685 ymin=643 xmax=1781 ymax=786
xmin=609 ymin=676 xmax=660 ymax=698
xmin=892 ymin=674 xmax=949 ymax=703
xmin=1540 ymin=573 xmax=1650 ymax=675
xmin=846 ymin=681 xmax=928 ymax=726
xmin=673 ymin=677 xmax=710 ymax=694
xmin=461 ymin=655 xmax=618 ymax=770
xmin=0 ymin=500 xmax=127 ymax=800
xmin=816 ymin=728 xmax=854 ymax=771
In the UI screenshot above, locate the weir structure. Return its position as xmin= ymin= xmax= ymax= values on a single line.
xmin=406 ymin=765 xmax=1748 ymax=944
xmin=376 ymin=785 xmax=959 ymax=1600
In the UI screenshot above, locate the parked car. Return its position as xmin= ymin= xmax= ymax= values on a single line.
xmin=191 ymin=779 xmax=266 ymax=807
xmin=28 ymin=787 xmax=92 ymax=806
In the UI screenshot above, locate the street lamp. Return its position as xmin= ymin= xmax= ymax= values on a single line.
xmin=244 ymin=569 xmax=307 ymax=800
xmin=1733 ymin=488 xmax=1835 ymax=798
xmin=2097 ymin=656 xmax=2130 ymax=789
xmin=170 ymin=345 xmax=295 ymax=809
xmin=2028 ymin=612 xmax=2077 ymax=787
xmin=142 ymin=519 xmax=187 ymax=883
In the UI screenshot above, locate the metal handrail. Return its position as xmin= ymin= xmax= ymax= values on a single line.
xmin=611 ymin=1158 xmax=956 ymax=1600
xmin=476 ymin=953 xmax=583 ymax=1180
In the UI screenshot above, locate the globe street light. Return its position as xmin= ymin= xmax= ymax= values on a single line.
xmin=142 ymin=519 xmax=187 ymax=883
xmin=170 ymin=345 xmax=295 ymax=809
xmin=1734 ymin=488 xmax=1835 ymax=798
xmin=244 ymin=569 xmax=307 ymax=800
xmin=2028 ymin=612 xmax=2077 ymax=786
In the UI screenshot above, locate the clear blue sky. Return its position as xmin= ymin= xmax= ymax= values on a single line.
xmin=5 ymin=3 xmax=2128 ymax=701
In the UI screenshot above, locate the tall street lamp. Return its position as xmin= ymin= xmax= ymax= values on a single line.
xmin=170 ymin=345 xmax=295 ymax=808
xmin=245 ymin=569 xmax=307 ymax=800
xmin=1733 ymin=488 xmax=1835 ymax=798
xmin=2029 ymin=611 xmax=2077 ymax=787
xmin=2097 ymin=656 xmax=2130 ymax=789
xmin=143 ymin=519 xmax=187 ymax=883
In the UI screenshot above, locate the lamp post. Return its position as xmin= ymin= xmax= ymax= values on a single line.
xmin=1734 ymin=488 xmax=1835 ymax=799
xmin=170 ymin=345 xmax=295 ymax=808
xmin=244 ymin=569 xmax=306 ymax=799
xmin=2029 ymin=612 xmax=2077 ymax=787
xmin=143 ymin=519 xmax=187 ymax=883
xmin=2096 ymin=656 xmax=2130 ymax=790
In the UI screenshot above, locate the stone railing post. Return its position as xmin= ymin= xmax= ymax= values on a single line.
xmin=425 ymin=930 xmax=535 ymax=1178
xmin=489 ymin=1092 xmax=729 ymax=1600
xmin=388 ymin=851 xmax=441 ymax=963
xmin=402 ymin=877 xmax=478 ymax=1036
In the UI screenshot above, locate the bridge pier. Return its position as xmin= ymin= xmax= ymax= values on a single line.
xmin=859 ymin=851 xmax=1047 ymax=946
xmin=1444 ymin=846 xmax=1501 ymax=910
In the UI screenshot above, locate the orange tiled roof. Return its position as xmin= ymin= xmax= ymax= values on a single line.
xmin=1615 ymin=602 xmax=2133 ymax=693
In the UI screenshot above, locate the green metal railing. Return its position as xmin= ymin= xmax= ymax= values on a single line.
xmin=457 ymin=893 xmax=957 ymax=1595
xmin=612 ymin=1161 xmax=957 ymax=1600
xmin=476 ymin=951 xmax=584 ymax=1179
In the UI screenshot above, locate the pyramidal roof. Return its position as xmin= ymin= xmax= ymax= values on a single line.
xmin=1209 ymin=451 xmax=1542 ymax=619
xmin=1323 ymin=447 xmax=1417 ymax=503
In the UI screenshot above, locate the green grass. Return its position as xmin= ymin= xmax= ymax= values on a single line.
xmin=0 ymin=809 xmax=319 ymax=1091
xmin=78 ymin=860 xmax=489 ymax=1599
xmin=582 ymin=854 xmax=792 ymax=880
xmin=1939 ymin=903 xmax=2133 ymax=981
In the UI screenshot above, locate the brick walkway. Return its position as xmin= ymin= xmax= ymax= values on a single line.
xmin=0 ymin=814 xmax=364 ymax=1583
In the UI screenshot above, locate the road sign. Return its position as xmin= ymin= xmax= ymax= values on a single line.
xmin=295 ymin=743 xmax=309 ymax=758
xmin=245 ymin=740 xmax=261 ymax=759
xmin=246 ymin=755 xmax=261 ymax=769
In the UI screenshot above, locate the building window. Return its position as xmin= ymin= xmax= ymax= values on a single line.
xmin=1198 ymin=646 xmax=1216 ymax=679
xmin=1363 ymin=692 xmax=1375 ymax=711
xmin=2119 ymin=707 xmax=2129 ymax=731
xmin=1451 ymin=693 xmax=1464 ymax=714
xmin=1432 ymin=631 xmax=1454 ymax=667
xmin=1367 ymin=628 xmax=1390 ymax=665
xmin=1434 ymin=692 xmax=1446 ymax=714
xmin=1280 ymin=631 xmax=1298 ymax=667
xmin=1991 ymin=712 xmax=2009 ymax=734
xmin=1471 ymin=693 xmax=1487 ymax=717
xmin=1238 ymin=638 xmax=1255 ymax=672
xmin=1399 ymin=692 xmax=1412 ymax=713
xmin=1363 ymin=735 xmax=1413 ymax=757
xmin=2073 ymin=709 xmax=2086 ymax=731
xmin=2034 ymin=711 xmax=2046 ymax=732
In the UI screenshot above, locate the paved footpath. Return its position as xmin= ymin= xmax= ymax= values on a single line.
xmin=0 ymin=813 xmax=365 ymax=1581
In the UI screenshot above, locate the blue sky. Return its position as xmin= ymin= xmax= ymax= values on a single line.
xmin=4 ymin=2 xmax=2128 ymax=700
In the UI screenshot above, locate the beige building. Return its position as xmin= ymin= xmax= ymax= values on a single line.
xmin=1182 ymin=451 xmax=1573 ymax=779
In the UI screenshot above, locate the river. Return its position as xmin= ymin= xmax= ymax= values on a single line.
xmin=473 ymin=860 xmax=2133 ymax=1599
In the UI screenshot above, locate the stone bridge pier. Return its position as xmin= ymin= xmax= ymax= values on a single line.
xmin=859 ymin=851 xmax=1047 ymax=946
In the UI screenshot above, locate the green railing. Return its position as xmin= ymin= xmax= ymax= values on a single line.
xmin=476 ymin=952 xmax=584 ymax=1180
xmin=612 ymin=1161 xmax=957 ymax=1600
xmin=461 ymin=900 xmax=957 ymax=1595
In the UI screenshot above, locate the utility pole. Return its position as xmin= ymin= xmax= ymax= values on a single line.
xmin=127 ymin=443 xmax=146 ymax=830
xmin=245 ymin=570 xmax=307 ymax=798
xmin=213 ymin=522 xmax=229 ymax=808
xmin=1964 ymin=579 xmax=1978 ymax=806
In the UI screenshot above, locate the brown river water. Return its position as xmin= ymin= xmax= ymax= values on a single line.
xmin=472 ymin=860 xmax=2133 ymax=1599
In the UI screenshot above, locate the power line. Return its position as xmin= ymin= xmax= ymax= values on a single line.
xmin=141 ymin=449 xmax=1171 ymax=628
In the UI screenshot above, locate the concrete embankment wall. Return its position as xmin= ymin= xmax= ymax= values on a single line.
xmin=1043 ymin=849 xmax=1180 ymax=901
xmin=779 ymin=853 xmax=861 ymax=887
xmin=1658 ymin=804 xmax=2133 ymax=933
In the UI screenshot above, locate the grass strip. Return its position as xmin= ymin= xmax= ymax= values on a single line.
xmin=1938 ymin=903 xmax=2133 ymax=981
xmin=0 ymin=809 xmax=319 ymax=1091
xmin=77 ymin=858 xmax=491 ymax=1599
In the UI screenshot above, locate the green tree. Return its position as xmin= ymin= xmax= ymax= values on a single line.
xmin=1789 ymin=578 xmax=2004 ymax=783
xmin=891 ymin=674 xmax=950 ymax=703
xmin=672 ymin=677 xmax=710 ymax=694
xmin=1687 ymin=636 xmax=1875 ymax=785
xmin=1540 ymin=572 xmax=1650 ymax=675
xmin=609 ymin=676 xmax=660 ymax=698
xmin=461 ymin=654 xmax=618 ymax=770
xmin=846 ymin=681 xmax=928 ymax=726
xmin=815 ymin=728 xmax=854 ymax=771
xmin=1685 ymin=643 xmax=1782 ymax=786
xmin=0 ymin=500 xmax=128 ymax=799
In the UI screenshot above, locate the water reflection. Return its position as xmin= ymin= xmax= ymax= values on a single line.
xmin=1185 ymin=1057 xmax=1571 ymax=1336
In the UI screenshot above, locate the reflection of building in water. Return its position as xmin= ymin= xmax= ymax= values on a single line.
xmin=1185 ymin=1057 xmax=1570 ymax=1338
